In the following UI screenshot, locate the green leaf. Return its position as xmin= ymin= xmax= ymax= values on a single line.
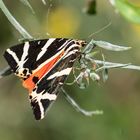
xmin=91 ymin=40 xmax=131 ymax=51
xmin=84 ymin=0 xmax=96 ymax=15
xmin=114 ymin=0 xmax=140 ymax=24
xmin=94 ymin=60 xmax=140 ymax=71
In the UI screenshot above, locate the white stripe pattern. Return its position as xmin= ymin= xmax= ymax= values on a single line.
xmin=31 ymin=90 xmax=57 ymax=101
xmin=6 ymin=42 xmax=30 ymax=70
xmin=63 ymin=44 xmax=79 ymax=55
xmin=17 ymin=42 xmax=30 ymax=68
xmin=57 ymin=39 xmax=72 ymax=50
xmin=47 ymin=68 xmax=72 ymax=80
xmin=21 ymin=42 xmax=30 ymax=63
xmin=63 ymin=49 xmax=78 ymax=59
xmin=31 ymin=90 xmax=57 ymax=119
xmin=38 ymin=100 xmax=44 ymax=119
xmin=36 ymin=38 xmax=56 ymax=61
xmin=6 ymin=49 xmax=20 ymax=64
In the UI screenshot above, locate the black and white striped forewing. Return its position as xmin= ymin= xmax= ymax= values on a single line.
xmin=4 ymin=38 xmax=73 ymax=79
xmin=4 ymin=38 xmax=86 ymax=120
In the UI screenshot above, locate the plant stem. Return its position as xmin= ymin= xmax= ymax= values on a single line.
xmin=0 ymin=0 xmax=33 ymax=39
xmin=61 ymin=88 xmax=103 ymax=116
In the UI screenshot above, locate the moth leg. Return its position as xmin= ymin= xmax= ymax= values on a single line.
xmin=65 ymin=67 xmax=81 ymax=85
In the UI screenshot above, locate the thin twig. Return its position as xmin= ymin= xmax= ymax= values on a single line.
xmin=84 ymin=56 xmax=140 ymax=71
xmin=61 ymin=88 xmax=103 ymax=116
xmin=88 ymin=22 xmax=112 ymax=38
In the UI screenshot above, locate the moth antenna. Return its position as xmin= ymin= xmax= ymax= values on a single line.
xmin=32 ymin=2 xmax=52 ymax=39
xmin=88 ymin=21 xmax=112 ymax=39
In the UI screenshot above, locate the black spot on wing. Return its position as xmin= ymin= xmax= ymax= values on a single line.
xmin=23 ymin=69 xmax=27 ymax=75
xmin=32 ymin=76 xmax=39 ymax=84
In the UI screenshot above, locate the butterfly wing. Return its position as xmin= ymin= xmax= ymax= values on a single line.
xmin=4 ymin=38 xmax=86 ymax=120
xmin=4 ymin=38 xmax=72 ymax=79
xmin=30 ymin=54 xmax=76 ymax=120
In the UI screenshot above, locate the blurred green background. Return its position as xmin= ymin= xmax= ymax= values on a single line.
xmin=0 ymin=0 xmax=140 ymax=140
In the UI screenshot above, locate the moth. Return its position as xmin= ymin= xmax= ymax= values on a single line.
xmin=4 ymin=38 xmax=86 ymax=120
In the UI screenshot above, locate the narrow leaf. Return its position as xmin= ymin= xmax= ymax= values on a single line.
xmin=110 ymin=0 xmax=140 ymax=24
xmin=0 ymin=0 xmax=33 ymax=39
xmin=94 ymin=60 xmax=140 ymax=71
xmin=91 ymin=40 xmax=131 ymax=51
